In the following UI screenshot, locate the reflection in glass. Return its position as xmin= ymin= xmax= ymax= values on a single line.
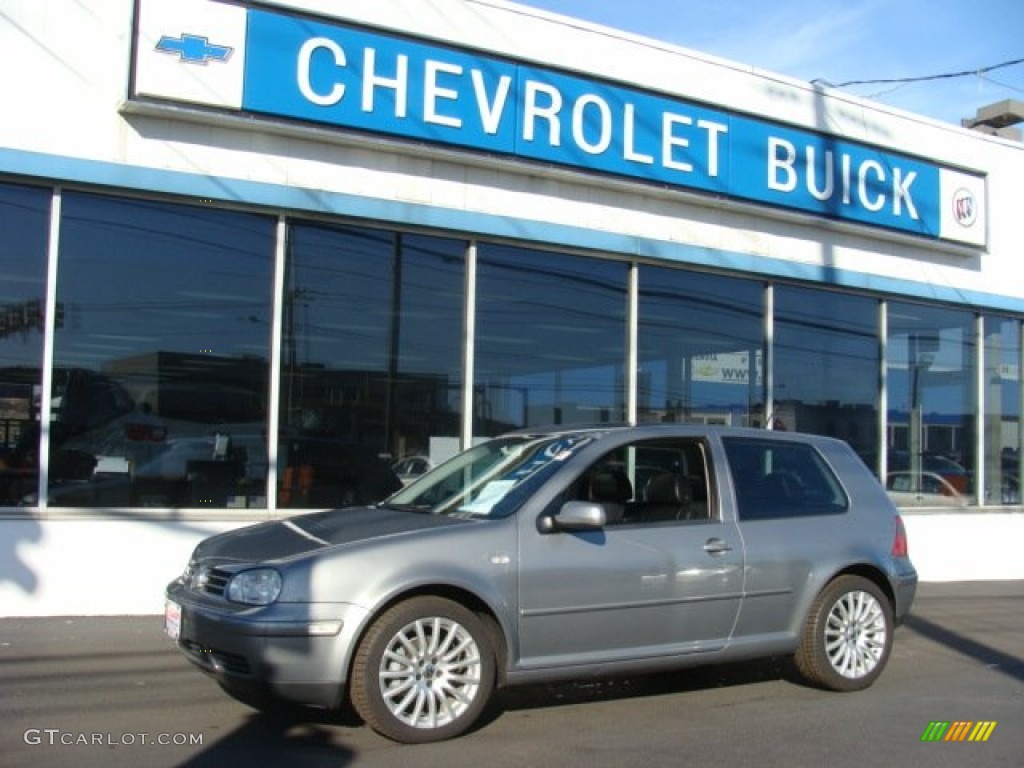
xmin=774 ymin=286 xmax=879 ymax=462
xmin=7 ymin=183 xmax=1021 ymax=517
xmin=474 ymin=245 xmax=628 ymax=436
xmin=49 ymin=193 xmax=275 ymax=508
xmin=984 ymin=317 xmax=1020 ymax=505
xmin=280 ymin=224 xmax=465 ymax=508
xmin=637 ymin=267 xmax=763 ymax=426
xmin=886 ymin=302 xmax=975 ymax=506
xmin=0 ymin=184 xmax=50 ymax=506
xmin=386 ymin=433 xmax=593 ymax=519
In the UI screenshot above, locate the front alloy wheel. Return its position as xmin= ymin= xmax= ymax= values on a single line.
xmin=351 ymin=597 xmax=495 ymax=743
xmin=795 ymin=575 xmax=893 ymax=691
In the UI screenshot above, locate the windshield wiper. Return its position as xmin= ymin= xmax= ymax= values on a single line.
xmin=380 ymin=501 xmax=433 ymax=514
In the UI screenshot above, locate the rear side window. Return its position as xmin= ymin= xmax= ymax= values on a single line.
xmin=723 ymin=437 xmax=848 ymax=521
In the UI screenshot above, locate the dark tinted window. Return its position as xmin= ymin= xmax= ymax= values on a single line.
xmin=723 ymin=437 xmax=847 ymax=520
xmin=774 ymin=286 xmax=879 ymax=462
xmin=0 ymin=183 xmax=50 ymax=506
xmin=280 ymin=224 xmax=465 ymax=508
xmin=50 ymin=192 xmax=275 ymax=508
xmin=637 ymin=267 xmax=764 ymax=427
xmin=475 ymin=244 xmax=628 ymax=436
xmin=983 ymin=316 xmax=1020 ymax=505
xmin=885 ymin=302 xmax=975 ymax=505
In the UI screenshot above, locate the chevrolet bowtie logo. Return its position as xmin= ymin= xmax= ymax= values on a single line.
xmin=156 ymin=34 xmax=233 ymax=64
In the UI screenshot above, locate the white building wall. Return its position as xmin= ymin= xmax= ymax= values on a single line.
xmin=0 ymin=519 xmax=239 ymax=617
xmin=0 ymin=514 xmax=1021 ymax=617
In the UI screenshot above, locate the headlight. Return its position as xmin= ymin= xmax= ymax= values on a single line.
xmin=226 ymin=568 xmax=282 ymax=605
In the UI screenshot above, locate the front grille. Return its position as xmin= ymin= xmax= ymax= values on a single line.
xmin=196 ymin=566 xmax=232 ymax=597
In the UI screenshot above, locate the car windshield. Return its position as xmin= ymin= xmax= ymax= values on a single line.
xmin=383 ymin=434 xmax=592 ymax=518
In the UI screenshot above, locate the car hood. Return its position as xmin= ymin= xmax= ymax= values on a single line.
xmin=193 ymin=506 xmax=472 ymax=563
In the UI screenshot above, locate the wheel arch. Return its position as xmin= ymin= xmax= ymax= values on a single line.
xmin=829 ymin=563 xmax=896 ymax=612
xmin=344 ymin=583 xmax=511 ymax=692
xmin=794 ymin=562 xmax=897 ymax=637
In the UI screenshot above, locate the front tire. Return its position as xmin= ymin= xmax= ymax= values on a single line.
xmin=350 ymin=597 xmax=495 ymax=743
xmin=795 ymin=575 xmax=893 ymax=691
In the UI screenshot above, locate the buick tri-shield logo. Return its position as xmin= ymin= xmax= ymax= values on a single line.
xmin=952 ymin=187 xmax=977 ymax=228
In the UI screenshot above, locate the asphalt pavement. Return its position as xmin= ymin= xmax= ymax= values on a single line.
xmin=1 ymin=581 xmax=1021 ymax=768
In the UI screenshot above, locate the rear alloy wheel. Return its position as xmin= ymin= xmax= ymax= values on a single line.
xmin=795 ymin=575 xmax=893 ymax=691
xmin=350 ymin=597 xmax=495 ymax=743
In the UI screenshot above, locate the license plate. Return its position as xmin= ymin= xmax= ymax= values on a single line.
xmin=164 ymin=600 xmax=182 ymax=641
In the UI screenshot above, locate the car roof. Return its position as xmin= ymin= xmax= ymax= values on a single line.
xmin=499 ymin=423 xmax=846 ymax=447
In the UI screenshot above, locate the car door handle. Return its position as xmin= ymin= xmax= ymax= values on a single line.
xmin=703 ymin=538 xmax=732 ymax=554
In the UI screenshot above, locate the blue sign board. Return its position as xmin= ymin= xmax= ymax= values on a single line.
xmin=135 ymin=2 xmax=987 ymax=245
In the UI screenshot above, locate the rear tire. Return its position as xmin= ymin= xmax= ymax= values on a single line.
xmin=350 ymin=597 xmax=495 ymax=743
xmin=795 ymin=575 xmax=893 ymax=691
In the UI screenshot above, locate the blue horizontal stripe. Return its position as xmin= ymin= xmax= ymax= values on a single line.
xmin=2 ymin=146 xmax=1020 ymax=314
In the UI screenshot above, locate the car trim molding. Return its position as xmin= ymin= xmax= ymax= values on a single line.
xmin=520 ymin=591 xmax=746 ymax=617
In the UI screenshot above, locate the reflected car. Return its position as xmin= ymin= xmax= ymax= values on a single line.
xmin=280 ymin=437 xmax=402 ymax=508
xmin=886 ymin=450 xmax=970 ymax=494
xmin=165 ymin=425 xmax=917 ymax=744
xmin=999 ymin=474 xmax=1019 ymax=505
xmin=391 ymin=455 xmax=433 ymax=486
xmin=885 ymin=471 xmax=968 ymax=509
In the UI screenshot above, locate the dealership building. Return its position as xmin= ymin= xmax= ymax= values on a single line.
xmin=2 ymin=0 xmax=1023 ymax=616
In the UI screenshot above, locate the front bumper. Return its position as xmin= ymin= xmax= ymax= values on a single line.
xmin=165 ymin=580 xmax=371 ymax=709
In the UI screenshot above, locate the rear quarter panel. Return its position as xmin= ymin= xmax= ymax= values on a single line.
xmin=720 ymin=435 xmax=903 ymax=649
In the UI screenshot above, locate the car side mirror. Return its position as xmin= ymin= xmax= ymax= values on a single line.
xmin=539 ymin=500 xmax=608 ymax=533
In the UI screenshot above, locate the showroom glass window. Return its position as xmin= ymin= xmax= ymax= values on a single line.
xmin=983 ymin=316 xmax=1020 ymax=505
xmin=474 ymin=245 xmax=628 ymax=436
xmin=637 ymin=266 xmax=763 ymax=427
xmin=886 ymin=302 xmax=976 ymax=506
xmin=280 ymin=223 xmax=465 ymax=507
xmin=773 ymin=286 xmax=879 ymax=463
xmin=0 ymin=183 xmax=50 ymax=507
xmin=50 ymin=192 xmax=275 ymax=508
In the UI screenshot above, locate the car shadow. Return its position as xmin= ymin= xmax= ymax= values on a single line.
xmin=904 ymin=613 xmax=1024 ymax=683
xmin=212 ymin=657 xmax=798 ymax=746
xmin=175 ymin=710 xmax=356 ymax=767
xmin=477 ymin=656 xmax=797 ymax=730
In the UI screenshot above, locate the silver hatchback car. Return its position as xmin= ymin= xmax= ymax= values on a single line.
xmin=165 ymin=425 xmax=917 ymax=743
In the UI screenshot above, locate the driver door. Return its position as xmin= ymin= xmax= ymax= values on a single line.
xmin=515 ymin=437 xmax=744 ymax=669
